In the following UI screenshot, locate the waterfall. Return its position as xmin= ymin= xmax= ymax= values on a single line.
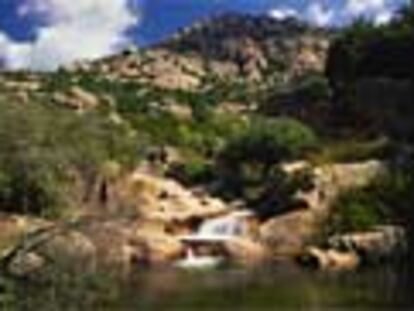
xmin=175 ymin=210 xmax=253 ymax=269
xmin=179 ymin=210 xmax=253 ymax=242
xmin=186 ymin=248 xmax=195 ymax=260
xmin=175 ymin=243 xmax=223 ymax=269
xmin=198 ymin=214 xmax=245 ymax=238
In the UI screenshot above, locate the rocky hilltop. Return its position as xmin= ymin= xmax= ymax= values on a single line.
xmin=62 ymin=14 xmax=329 ymax=90
xmin=161 ymin=14 xmax=329 ymax=78
xmin=0 ymin=14 xmax=331 ymax=121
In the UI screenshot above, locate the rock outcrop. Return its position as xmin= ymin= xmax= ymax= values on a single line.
xmin=53 ymin=86 xmax=100 ymax=111
xmin=259 ymin=161 xmax=385 ymax=258
xmin=298 ymin=247 xmax=360 ymax=271
xmin=223 ymin=237 xmax=269 ymax=266
xmin=327 ymin=226 xmax=407 ymax=264
xmin=1 ymin=218 xmax=182 ymax=278
xmin=161 ymin=13 xmax=329 ymax=82
xmin=298 ymin=225 xmax=406 ymax=271
xmin=0 ymin=171 xmax=237 ymax=276
xmin=0 ymin=160 xmax=403 ymax=276
xmin=119 ymin=171 xmax=231 ymax=224
xmin=55 ymin=14 xmax=329 ymax=92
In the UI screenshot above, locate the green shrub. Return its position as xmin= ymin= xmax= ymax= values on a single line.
xmin=129 ymin=110 xmax=247 ymax=157
xmin=216 ymin=117 xmax=317 ymax=215
xmin=219 ymin=117 xmax=318 ymax=167
xmin=310 ymin=137 xmax=391 ymax=164
xmin=326 ymin=160 xmax=414 ymax=234
xmin=293 ymin=73 xmax=332 ymax=102
xmin=0 ymin=98 xmax=139 ymax=217
xmin=328 ymin=189 xmax=389 ymax=234
xmin=326 ymin=6 xmax=414 ymax=106
xmin=167 ymin=158 xmax=215 ymax=186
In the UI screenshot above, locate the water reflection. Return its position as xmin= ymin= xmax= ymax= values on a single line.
xmin=128 ymin=264 xmax=413 ymax=310
xmin=8 ymin=264 xmax=414 ymax=310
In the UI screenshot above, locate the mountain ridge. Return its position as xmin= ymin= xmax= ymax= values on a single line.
xmin=60 ymin=13 xmax=330 ymax=90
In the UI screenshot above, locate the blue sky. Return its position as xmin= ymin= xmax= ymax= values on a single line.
xmin=0 ymin=0 xmax=408 ymax=70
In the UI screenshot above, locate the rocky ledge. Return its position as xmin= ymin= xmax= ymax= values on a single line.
xmin=0 ymin=160 xmax=407 ymax=278
xmin=299 ymin=226 xmax=407 ymax=271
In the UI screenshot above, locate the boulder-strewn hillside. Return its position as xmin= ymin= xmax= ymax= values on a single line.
xmin=61 ymin=14 xmax=330 ymax=90
xmin=0 ymin=14 xmax=331 ymax=129
xmin=161 ymin=14 xmax=329 ymax=78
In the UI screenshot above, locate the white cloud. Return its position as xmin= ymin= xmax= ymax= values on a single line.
xmin=268 ymin=8 xmax=298 ymax=20
xmin=0 ymin=32 xmax=32 ymax=69
xmin=306 ymin=2 xmax=334 ymax=27
xmin=374 ymin=10 xmax=393 ymax=25
xmin=344 ymin=0 xmax=396 ymax=25
xmin=345 ymin=0 xmax=387 ymax=16
xmin=0 ymin=0 xmax=138 ymax=71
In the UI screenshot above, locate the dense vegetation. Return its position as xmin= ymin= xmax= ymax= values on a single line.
xmin=0 ymin=98 xmax=139 ymax=217
xmin=327 ymin=7 xmax=413 ymax=86
xmin=215 ymin=117 xmax=316 ymax=215
xmin=325 ymin=159 xmax=414 ymax=236
xmin=323 ymin=6 xmax=414 ymax=235
xmin=326 ymin=7 xmax=413 ymax=137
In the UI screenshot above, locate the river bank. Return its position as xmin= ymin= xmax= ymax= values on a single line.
xmin=0 ymin=160 xmax=408 ymax=279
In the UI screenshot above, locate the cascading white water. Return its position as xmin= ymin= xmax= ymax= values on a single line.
xmin=175 ymin=211 xmax=253 ymax=269
xmin=198 ymin=214 xmax=245 ymax=238
xmin=180 ymin=210 xmax=253 ymax=242
xmin=175 ymin=248 xmax=222 ymax=269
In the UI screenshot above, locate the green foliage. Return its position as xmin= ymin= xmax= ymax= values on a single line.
xmin=310 ymin=137 xmax=391 ymax=164
xmin=219 ymin=117 xmax=318 ymax=167
xmin=250 ymin=168 xmax=315 ymax=218
xmin=216 ymin=117 xmax=317 ymax=215
xmin=329 ymin=188 xmax=389 ymax=234
xmin=293 ymin=73 xmax=332 ymax=103
xmin=327 ymin=6 xmax=414 ymax=97
xmin=0 ymin=276 xmax=17 ymax=308
xmin=325 ymin=5 xmax=413 ymax=140
xmin=0 ymin=98 xmax=139 ymax=217
xmin=373 ymin=160 xmax=414 ymax=225
xmin=327 ymin=159 xmax=414 ymax=234
xmin=41 ymin=71 xmax=162 ymax=115
xmin=41 ymin=70 xmax=74 ymax=92
xmin=130 ymin=112 xmax=247 ymax=157
xmin=167 ymin=158 xmax=215 ymax=186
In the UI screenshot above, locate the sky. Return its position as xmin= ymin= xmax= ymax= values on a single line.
xmin=0 ymin=0 xmax=408 ymax=71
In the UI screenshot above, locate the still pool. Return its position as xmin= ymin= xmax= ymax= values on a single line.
xmin=3 ymin=264 xmax=414 ymax=310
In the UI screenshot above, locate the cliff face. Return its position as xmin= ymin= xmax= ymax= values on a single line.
xmin=160 ymin=14 xmax=330 ymax=80
xmin=59 ymin=14 xmax=329 ymax=91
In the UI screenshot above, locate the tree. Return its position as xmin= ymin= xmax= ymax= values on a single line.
xmin=216 ymin=117 xmax=317 ymax=216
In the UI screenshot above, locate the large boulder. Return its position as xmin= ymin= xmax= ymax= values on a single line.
xmin=327 ymin=226 xmax=407 ymax=264
xmin=53 ymin=86 xmax=100 ymax=111
xmin=1 ymin=215 xmax=189 ymax=279
xmin=76 ymin=218 xmax=182 ymax=268
xmin=298 ymin=225 xmax=407 ymax=271
xmin=0 ymin=215 xmax=52 ymax=255
xmin=259 ymin=161 xmax=385 ymax=258
xmin=259 ymin=211 xmax=316 ymax=257
xmin=6 ymin=229 xmax=97 ymax=278
xmin=7 ymin=252 xmax=45 ymax=277
xmin=132 ymin=231 xmax=184 ymax=265
xmin=223 ymin=237 xmax=269 ymax=266
xmin=299 ymin=246 xmax=360 ymax=271
xmin=119 ymin=171 xmax=231 ymax=224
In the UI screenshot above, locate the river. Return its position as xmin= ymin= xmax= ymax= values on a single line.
xmin=5 ymin=263 xmax=413 ymax=310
